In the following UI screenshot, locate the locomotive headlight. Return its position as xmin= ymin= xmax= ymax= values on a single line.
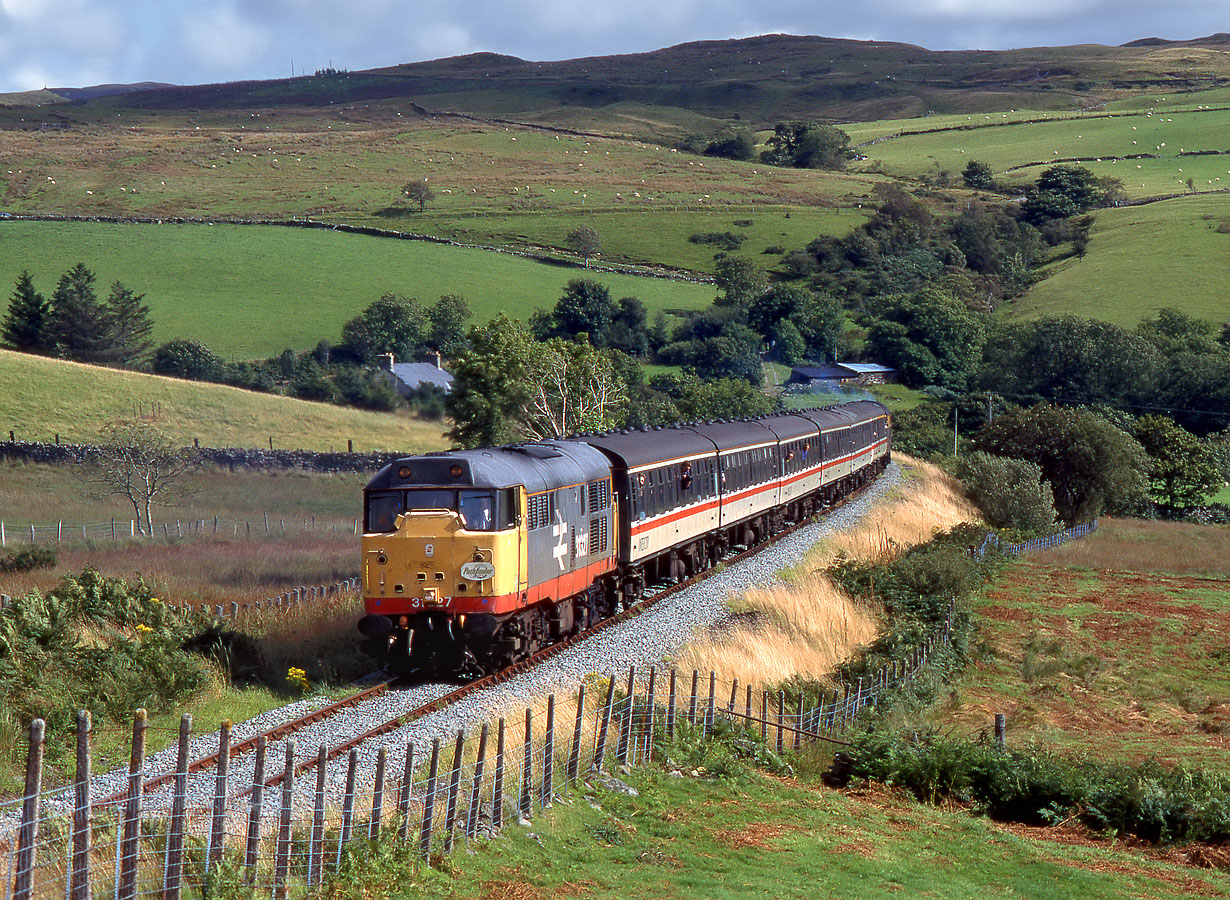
xmin=376 ymin=553 xmax=388 ymax=566
xmin=398 ymin=616 xmax=409 ymax=626
xmin=458 ymin=615 xmax=466 ymax=627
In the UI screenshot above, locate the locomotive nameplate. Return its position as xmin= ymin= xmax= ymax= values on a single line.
xmin=460 ymin=561 xmax=496 ymax=581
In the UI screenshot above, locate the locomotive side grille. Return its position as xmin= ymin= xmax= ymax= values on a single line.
xmin=590 ymin=516 xmax=609 ymax=553
xmin=588 ymin=480 xmax=611 ymax=512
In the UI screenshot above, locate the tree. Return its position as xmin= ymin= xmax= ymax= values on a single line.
xmin=650 ymin=372 xmax=776 ymax=420
xmin=1021 ymin=165 xmax=1102 ymax=225
xmin=103 ymin=282 xmax=154 ymax=366
xmin=46 ymin=263 xmax=110 ymax=361
xmin=565 ymin=225 xmax=602 ymax=268
xmin=713 ymin=255 xmax=768 ymax=309
xmin=703 ymin=128 xmax=756 ymax=161
xmin=2 ymin=271 xmax=50 ymax=352
xmin=78 ymin=422 xmax=195 ymax=535
xmin=152 ymin=339 xmax=221 ymax=380
xmin=428 ymin=293 xmax=471 ymax=357
xmin=962 ymin=160 xmax=995 ymax=190
xmin=1133 ymin=415 xmax=1221 ymax=508
xmin=340 ymin=293 xmax=430 ymax=364
xmin=760 ymin=121 xmax=852 ymax=170
xmin=522 ymin=339 xmax=627 ymax=439
xmin=973 ymin=405 xmax=1148 ymax=523
xmin=866 ymin=287 xmax=987 ymax=390
xmin=446 ymin=315 xmax=534 ymax=448
xmin=550 ymin=279 xmax=616 ymax=344
xmin=605 ymin=296 xmax=650 ymax=357
xmin=402 ymin=180 xmax=434 ymax=212
xmin=956 ymin=451 xmax=1057 ymax=535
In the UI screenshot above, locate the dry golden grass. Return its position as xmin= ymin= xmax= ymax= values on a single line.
xmin=676 ymin=456 xmax=980 ymax=690
xmin=1038 ymin=516 xmax=1230 ymax=577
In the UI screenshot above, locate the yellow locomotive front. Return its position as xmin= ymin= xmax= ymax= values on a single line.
xmin=357 ymin=454 xmax=528 ymax=677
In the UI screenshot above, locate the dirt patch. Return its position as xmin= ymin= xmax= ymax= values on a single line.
xmin=481 ymin=880 xmax=593 ymax=900
xmin=713 ymin=822 xmax=802 ymax=850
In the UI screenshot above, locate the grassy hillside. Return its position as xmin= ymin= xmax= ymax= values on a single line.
xmin=855 ymin=105 xmax=1230 ymax=198
xmin=0 ymin=349 xmax=449 ymax=450
xmin=1007 ymin=194 xmax=1228 ymax=326
xmin=45 ymin=33 xmax=1230 ymax=127
xmin=0 ymin=221 xmax=718 ymax=357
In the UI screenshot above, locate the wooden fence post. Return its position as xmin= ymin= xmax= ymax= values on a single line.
xmin=309 ymin=745 xmax=327 ymax=883
xmin=397 ymin=743 xmax=415 ymax=843
xmin=645 ymin=668 xmax=656 ymax=763
xmin=163 ymin=714 xmax=190 ymax=900
xmin=71 ymin=711 xmax=92 ymax=900
xmin=704 ymin=671 xmax=716 ymax=736
xmin=776 ymin=692 xmax=785 ymax=755
xmin=118 ymin=709 xmax=147 ymax=900
xmin=493 ymin=719 xmax=506 ymax=832
xmin=728 ymin=678 xmax=738 ymax=714
xmin=593 ymin=675 xmax=616 ymax=773
xmin=542 ymin=695 xmax=556 ymax=807
xmin=745 ymin=684 xmax=753 ymax=735
xmin=13 ymin=719 xmax=44 ymax=900
xmin=420 ymin=738 xmax=441 ymax=862
xmin=208 ymin=720 xmax=231 ymax=870
xmin=616 ymin=667 xmax=635 ymax=767
xmin=995 ymin=714 xmax=1007 ymax=751
xmin=466 ymin=723 xmax=490 ymax=838
xmin=760 ymin=691 xmax=769 ymax=740
xmin=443 ymin=731 xmax=465 ymax=852
xmin=338 ymin=749 xmax=359 ymax=863
xmin=567 ymin=684 xmax=585 ymax=784
xmin=245 ymin=736 xmax=267 ymax=876
xmin=371 ymin=746 xmax=388 ymax=837
xmin=688 ymin=670 xmax=699 ymax=724
xmin=519 ymin=709 xmax=534 ymax=822
xmin=667 ymin=669 xmax=677 ymax=738
xmin=274 ymin=741 xmax=296 ymax=900
xmin=794 ymin=695 xmax=804 ymax=752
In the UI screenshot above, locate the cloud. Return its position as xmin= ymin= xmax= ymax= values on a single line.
xmin=179 ymin=3 xmax=271 ymax=73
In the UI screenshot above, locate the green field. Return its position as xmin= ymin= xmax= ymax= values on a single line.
xmin=0 ymin=220 xmax=716 ymax=357
xmin=854 ymin=106 xmax=1230 ymax=198
xmin=1007 ymin=194 xmax=1229 ymax=326
xmin=0 ymin=348 xmax=449 ymax=450
xmin=377 ymin=764 xmax=1226 ymax=899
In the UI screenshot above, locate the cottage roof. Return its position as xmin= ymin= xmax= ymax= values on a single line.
xmin=390 ymin=362 xmax=454 ymax=392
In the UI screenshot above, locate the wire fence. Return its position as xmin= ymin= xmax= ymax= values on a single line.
xmin=975 ymin=519 xmax=1099 ymax=559
xmin=0 ymin=516 xmax=360 ymax=548
xmin=0 ymin=607 xmax=955 ymax=900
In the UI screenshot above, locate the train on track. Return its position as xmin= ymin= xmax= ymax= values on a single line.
xmin=357 ymin=400 xmax=891 ymax=679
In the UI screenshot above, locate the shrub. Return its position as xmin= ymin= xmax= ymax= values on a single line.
xmin=956 ymin=451 xmax=1058 ymax=535
xmin=0 ymin=546 xmax=56 ymax=574
xmin=152 ymin=338 xmax=222 ymax=380
xmin=850 ymin=731 xmax=1230 ymax=844
xmin=689 ymin=231 xmax=746 ymax=250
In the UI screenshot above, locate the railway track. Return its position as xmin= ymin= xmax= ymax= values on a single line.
xmin=100 ymin=471 xmax=883 ymax=807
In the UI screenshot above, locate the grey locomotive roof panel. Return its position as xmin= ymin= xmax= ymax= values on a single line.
xmin=571 ymin=427 xmax=716 ymax=469
xmin=365 ymin=441 xmax=609 ymax=494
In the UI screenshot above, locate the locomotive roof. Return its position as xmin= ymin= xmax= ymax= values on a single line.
xmin=366 ymin=441 xmax=611 ymax=493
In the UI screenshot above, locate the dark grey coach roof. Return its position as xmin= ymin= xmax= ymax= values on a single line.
xmin=791 ymin=400 xmax=891 ymax=431
xmin=570 ymin=425 xmax=715 ymax=469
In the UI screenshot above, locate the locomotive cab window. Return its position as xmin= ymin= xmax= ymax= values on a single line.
xmin=366 ymin=491 xmax=404 ymax=533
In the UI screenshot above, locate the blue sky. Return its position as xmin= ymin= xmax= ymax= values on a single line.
xmin=0 ymin=0 xmax=1226 ymax=93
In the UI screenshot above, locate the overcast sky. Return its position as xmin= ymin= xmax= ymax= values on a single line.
xmin=0 ymin=0 xmax=1226 ymax=94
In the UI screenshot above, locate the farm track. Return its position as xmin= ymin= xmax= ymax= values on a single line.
xmin=96 ymin=469 xmax=884 ymax=810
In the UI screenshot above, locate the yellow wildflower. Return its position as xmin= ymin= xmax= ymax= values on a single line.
xmin=135 ymin=624 xmax=153 ymax=634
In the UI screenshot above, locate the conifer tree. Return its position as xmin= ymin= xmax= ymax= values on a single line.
xmin=103 ymin=281 xmax=155 ymax=365
xmin=46 ymin=262 xmax=110 ymax=360
xmin=2 ymin=271 xmax=50 ymax=352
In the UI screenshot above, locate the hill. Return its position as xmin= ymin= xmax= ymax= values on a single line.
xmin=8 ymin=33 xmax=1230 ymax=136
xmin=0 ymin=348 xmax=448 ymax=451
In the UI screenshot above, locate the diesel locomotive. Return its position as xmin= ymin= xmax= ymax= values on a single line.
xmin=357 ymin=400 xmax=891 ymax=679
